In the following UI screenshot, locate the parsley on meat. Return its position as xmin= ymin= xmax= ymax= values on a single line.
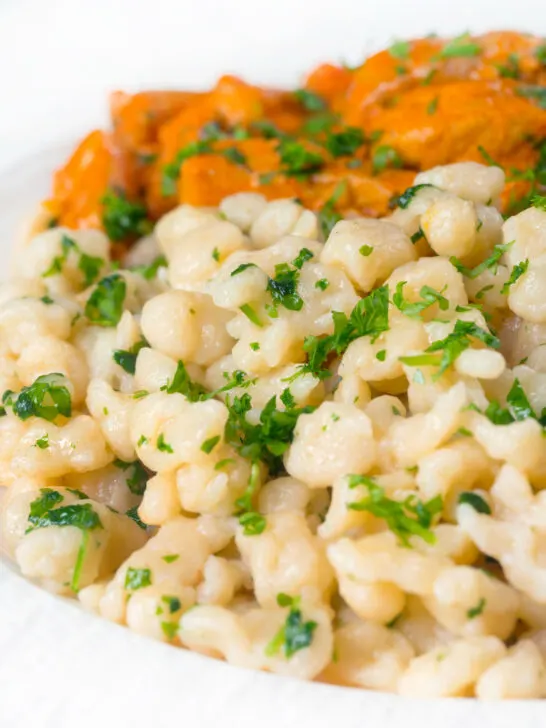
xmin=293 ymin=89 xmax=327 ymax=112
xmin=101 ymin=190 xmax=152 ymax=242
xmin=372 ymin=145 xmax=403 ymax=174
xmin=277 ymin=140 xmax=324 ymax=178
xmin=265 ymin=594 xmax=318 ymax=659
xmin=85 ymin=274 xmax=126 ymax=327
xmin=347 ymin=475 xmax=443 ymax=546
xmin=388 ymin=40 xmax=410 ymax=60
xmin=324 ymin=127 xmax=365 ymax=158
xmin=317 ymin=180 xmax=347 ymax=239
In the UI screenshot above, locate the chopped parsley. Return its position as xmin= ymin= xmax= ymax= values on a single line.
xmin=240 ymin=303 xmax=264 ymax=327
xmin=496 ymin=53 xmax=520 ymax=79
xmin=10 ymin=373 xmax=72 ymax=422
xmin=42 ymin=234 xmax=103 ymax=287
xmin=393 ymin=282 xmax=449 ymax=319
xmin=400 ymin=320 xmax=500 ymax=379
xmin=126 ymin=506 xmax=147 ymax=530
xmin=292 ymin=247 xmax=314 ymax=269
xmin=317 ymin=180 xmax=347 ymax=239
xmin=294 ymin=89 xmax=327 ymax=112
xmin=426 ymin=96 xmax=439 ymax=115
xmin=359 ymin=244 xmax=373 ymax=257
xmin=85 ymin=273 xmax=126 ymax=327
xmin=467 ymin=598 xmax=486 ymax=619
xmin=250 ymin=342 xmax=260 ymax=351
xmin=458 ymin=491 xmax=491 ymax=514
xmin=438 ymin=34 xmax=481 ymax=59
xmin=35 ymin=434 xmax=49 ymax=449
xmin=267 ymin=262 xmax=303 ymax=312
xmin=101 ymin=190 xmax=152 ymax=242
xmin=315 ymin=278 xmax=330 ymax=291
xmin=396 ymin=184 xmax=434 ymax=209
xmin=388 ymin=40 xmax=411 ymax=60
xmin=277 ymin=140 xmax=324 ymax=178
xmin=500 ymin=260 xmax=529 ymax=294
xmin=113 ymin=339 xmax=148 ymax=374
xmin=164 ymin=361 xmax=208 ymax=401
xmin=450 ymin=242 xmax=513 ymax=279
xmin=239 ymin=511 xmax=267 ymax=536
xmin=324 ymin=127 xmax=365 ymax=158
xmin=113 ymin=458 xmax=148 ymax=495
xmin=294 ymin=285 xmax=391 ymax=381
xmin=129 ymin=255 xmax=168 ymax=280
xmin=161 ymin=140 xmax=213 ymax=196
xmin=225 ymin=395 xmax=313 ymax=475
xmin=372 ymin=145 xmax=403 ymax=174
xmin=347 ymin=475 xmax=442 ymax=546
xmin=231 ymin=262 xmax=258 ymax=276
xmin=162 ymin=554 xmax=179 ymax=563
xmin=161 ymin=595 xmax=182 ymax=614
xmin=125 ymin=567 xmax=152 ymax=591
xmin=265 ymin=593 xmax=318 ymax=659
xmin=376 ymin=349 xmax=387 ymax=361
xmin=516 ymin=85 xmax=546 ymax=109
xmin=201 ymin=435 xmax=221 ymax=454
xmin=156 ymin=434 xmax=174 ymax=453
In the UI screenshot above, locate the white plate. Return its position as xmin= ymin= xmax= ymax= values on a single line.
xmin=3 ymin=3 xmax=546 ymax=725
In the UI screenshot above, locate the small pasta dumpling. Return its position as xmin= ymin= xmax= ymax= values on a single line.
xmin=235 ymin=511 xmax=334 ymax=608
xmin=8 ymin=486 xmax=146 ymax=593
xmin=339 ymin=316 xmax=428 ymax=388
xmin=502 ymin=206 xmax=546 ymax=267
xmin=180 ymin=600 xmax=333 ymax=680
xmin=129 ymin=391 xmax=228 ymax=473
xmin=155 ymin=205 xmax=221 ymax=256
xmin=96 ymin=515 xmax=233 ymax=629
xmin=219 ymin=193 xmax=268 ymax=233
xmin=10 ymin=414 xmax=113 ymax=478
xmin=0 ymin=297 xmax=73 ymax=355
xmin=322 ymin=620 xmax=415 ymax=692
xmin=424 ymin=565 xmax=520 ymax=640
xmin=141 ymin=290 xmax=234 ymax=366
xmin=284 ymin=401 xmax=376 ymax=488
xmin=250 ymin=199 xmax=318 ymax=248
xmin=16 ymin=227 xmax=110 ymax=294
xmin=476 ymin=641 xmax=546 ymax=699
xmin=86 ymin=379 xmax=137 ymax=462
xmin=420 ymin=195 xmax=478 ymax=259
xmin=16 ymin=336 xmax=89 ymax=406
xmin=508 ymin=254 xmax=546 ymax=323
xmin=386 ymin=383 xmax=468 ymax=468
xmin=414 ymin=162 xmax=505 ymax=206
xmin=320 ymin=218 xmax=417 ymax=293
xmin=168 ymin=220 xmax=246 ymax=292
xmin=398 ymin=636 xmax=506 ymax=697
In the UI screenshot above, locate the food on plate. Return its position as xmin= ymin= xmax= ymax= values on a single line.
xmin=3 ymin=32 xmax=546 ymax=700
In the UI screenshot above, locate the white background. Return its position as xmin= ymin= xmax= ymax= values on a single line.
xmin=2 ymin=1 xmax=546 ymax=726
